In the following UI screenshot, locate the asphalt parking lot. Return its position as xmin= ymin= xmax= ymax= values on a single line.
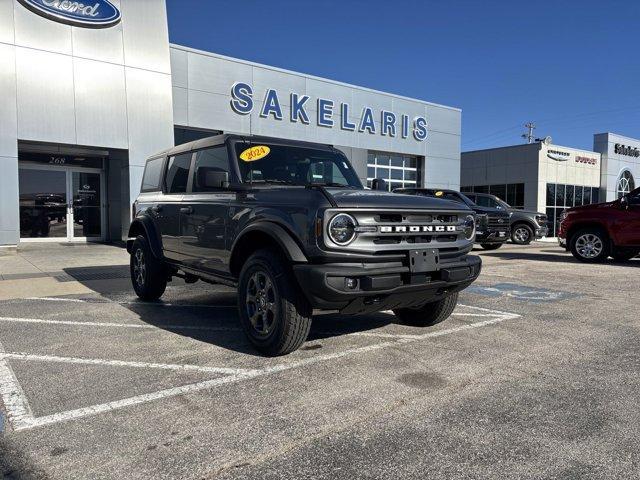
xmin=1 ymin=242 xmax=639 ymax=479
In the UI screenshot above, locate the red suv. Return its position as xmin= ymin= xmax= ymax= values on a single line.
xmin=559 ymin=187 xmax=640 ymax=262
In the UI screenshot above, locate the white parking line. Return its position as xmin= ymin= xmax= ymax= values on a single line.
xmin=0 ymin=317 xmax=241 ymax=332
xmin=0 ymin=304 xmax=521 ymax=432
xmin=0 ymin=353 xmax=258 ymax=376
xmin=0 ymin=341 xmax=35 ymax=431
xmin=24 ymin=297 xmax=234 ymax=308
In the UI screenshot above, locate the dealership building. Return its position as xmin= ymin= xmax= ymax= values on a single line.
xmin=461 ymin=133 xmax=640 ymax=236
xmin=0 ymin=0 xmax=462 ymax=247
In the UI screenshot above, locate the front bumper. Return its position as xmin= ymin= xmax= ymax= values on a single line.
xmin=293 ymin=255 xmax=482 ymax=315
xmin=535 ymin=225 xmax=549 ymax=239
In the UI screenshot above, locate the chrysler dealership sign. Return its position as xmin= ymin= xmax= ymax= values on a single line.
xmin=18 ymin=0 xmax=121 ymax=28
xmin=230 ymin=82 xmax=428 ymax=141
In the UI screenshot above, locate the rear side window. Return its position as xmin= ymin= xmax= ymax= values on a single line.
xmin=141 ymin=157 xmax=164 ymax=192
xmin=192 ymin=146 xmax=230 ymax=192
xmin=165 ymin=153 xmax=193 ymax=193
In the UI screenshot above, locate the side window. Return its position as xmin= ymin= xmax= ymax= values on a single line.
xmin=466 ymin=194 xmax=476 ymax=203
xmin=141 ymin=157 xmax=164 ymax=192
xmin=192 ymin=146 xmax=230 ymax=192
xmin=165 ymin=153 xmax=193 ymax=194
xmin=308 ymin=161 xmax=348 ymax=185
xmin=475 ymin=196 xmax=492 ymax=208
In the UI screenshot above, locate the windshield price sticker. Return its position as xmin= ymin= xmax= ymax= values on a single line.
xmin=435 ymin=191 xmax=444 ymax=197
xmin=240 ymin=145 xmax=270 ymax=162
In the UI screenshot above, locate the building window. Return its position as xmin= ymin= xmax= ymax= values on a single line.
xmin=366 ymin=151 xmax=420 ymax=191
xmin=616 ymin=170 xmax=635 ymax=198
xmin=545 ymin=183 xmax=600 ymax=236
xmin=460 ymin=183 xmax=525 ymax=209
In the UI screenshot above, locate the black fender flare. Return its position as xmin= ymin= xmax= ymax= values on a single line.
xmin=127 ymin=216 xmax=163 ymax=259
xmin=230 ymin=222 xmax=308 ymax=267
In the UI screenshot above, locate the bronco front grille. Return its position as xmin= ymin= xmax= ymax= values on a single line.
xmin=322 ymin=208 xmax=473 ymax=254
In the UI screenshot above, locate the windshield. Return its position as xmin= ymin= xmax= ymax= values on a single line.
xmin=234 ymin=143 xmax=362 ymax=188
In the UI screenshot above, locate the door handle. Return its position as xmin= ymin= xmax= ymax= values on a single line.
xmin=180 ymin=206 xmax=194 ymax=215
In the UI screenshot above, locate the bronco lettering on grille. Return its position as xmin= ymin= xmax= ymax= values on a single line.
xmin=380 ymin=225 xmax=458 ymax=233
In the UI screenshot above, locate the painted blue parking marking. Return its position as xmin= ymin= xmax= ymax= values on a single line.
xmin=466 ymin=283 xmax=579 ymax=303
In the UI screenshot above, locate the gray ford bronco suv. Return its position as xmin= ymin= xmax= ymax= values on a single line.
xmin=127 ymin=135 xmax=481 ymax=355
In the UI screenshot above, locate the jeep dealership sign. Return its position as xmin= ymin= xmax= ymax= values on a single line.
xmin=230 ymin=82 xmax=428 ymax=142
xmin=17 ymin=0 xmax=121 ymax=28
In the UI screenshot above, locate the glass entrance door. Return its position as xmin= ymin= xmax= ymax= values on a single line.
xmin=71 ymin=172 xmax=102 ymax=239
xmin=19 ymin=166 xmax=104 ymax=242
xmin=19 ymin=169 xmax=68 ymax=239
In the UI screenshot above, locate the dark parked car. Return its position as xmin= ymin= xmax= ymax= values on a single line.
xmin=394 ymin=188 xmax=510 ymax=250
xmin=464 ymin=192 xmax=548 ymax=245
xmin=558 ymin=187 xmax=640 ymax=262
xmin=127 ymin=135 xmax=482 ymax=355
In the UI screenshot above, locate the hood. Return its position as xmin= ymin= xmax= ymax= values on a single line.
xmin=567 ymin=201 xmax=616 ymax=213
xmin=509 ymin=208 xmax=545 ymax=216
xmin=325 ymin=188 xmax=473 ymax=211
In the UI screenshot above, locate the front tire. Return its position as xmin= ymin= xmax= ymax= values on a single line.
xmin=238 ymin=249 xmax=312 ymax=356
xmin=511 ymin=223 xmax=534 ymax=245
xmin=570 ymin=228 xmax=609 ymax=263
xmin=480 ymin=243 xmax=502 ymax=250
xmin=130 ymin=235 xmax=167 ymax=300
xmin=393 ymin=292 xmax=459 ymax=327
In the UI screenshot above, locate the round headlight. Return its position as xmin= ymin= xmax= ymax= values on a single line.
xmin=463 ymin=214 xmax=476 ymax=240
xmin=328 ymin=213 xmax=357 ymax=245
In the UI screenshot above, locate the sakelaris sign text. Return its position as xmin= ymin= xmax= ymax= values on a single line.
xmin=230 ymin=82 xmax=428 ymax=142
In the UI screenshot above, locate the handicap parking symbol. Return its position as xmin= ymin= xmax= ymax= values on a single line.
xmin=467 ymin=283 xmax=578 ymax=303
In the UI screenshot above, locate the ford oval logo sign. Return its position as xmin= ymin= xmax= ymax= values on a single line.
xmin=18 ymin=0 xmax=121 ymax=28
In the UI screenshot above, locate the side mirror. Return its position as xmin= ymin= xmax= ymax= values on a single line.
xmin=198 ymin=167 xmax=229 ymax=190
xmin=371 ymin=178 xmax=388 ymax=191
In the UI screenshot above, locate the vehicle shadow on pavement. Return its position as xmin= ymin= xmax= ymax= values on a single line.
xmin=61 ymin=266 xmax=401 ymax=356
xmin=121 ymin=302 xmax=398 ymax=356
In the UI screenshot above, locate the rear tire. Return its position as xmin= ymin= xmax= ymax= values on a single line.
xmin=238 ymin=249 xmax=312 ymax=356
xmin=511 ymin=223 xmax=534 ymax=245
xmin=612 ymin=248 xmax=639 ymax=262
xmin=393 ymin=292 xmax=459 ymax=327
xmin=130 ymin=235 xmax=167 ymax=300
xmin=480 ymin=243 xmax=502 ymax=250
xmin=570 ymin=228 xmax=609 ymax=263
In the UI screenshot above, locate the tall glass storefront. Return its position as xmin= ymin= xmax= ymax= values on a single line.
xmin=545 ymin=183 xmax=600 ymax=236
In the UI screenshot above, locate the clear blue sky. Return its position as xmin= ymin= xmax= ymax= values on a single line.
xmin=167 ymin=0 xmax=640 ymax=152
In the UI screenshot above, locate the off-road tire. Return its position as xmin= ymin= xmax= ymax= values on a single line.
xmin=130 ymin=235 xmax=167 ymax=300
xmin=511 ymin=223 xmax=534 ymax=245
xmin=238 ymin=249 xmax=312 ymax=356
xmin=570 ymin=228 xmax=609 ymax=263
xmin=480 ymin=243 xmax=502 ymax=250
xmin=393 ymin=292 xmax=459 ymax=327
xmin=612 ymin=248 xmax=639 ymax=262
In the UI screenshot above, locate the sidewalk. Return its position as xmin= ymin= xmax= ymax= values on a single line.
xmin=0 ymin=243 xmax=130 ymax=300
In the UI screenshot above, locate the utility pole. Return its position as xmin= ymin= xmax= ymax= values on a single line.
xmin=522 ymin=122 xmax=536 ymax=144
